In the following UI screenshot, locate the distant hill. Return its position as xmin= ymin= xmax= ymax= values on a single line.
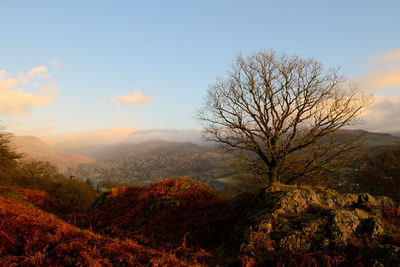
xmin=352 ymin=130 xmax=400 ymax=147
xmin=10 ymin=130 xmax=400 ymax=189
xmin=46 ymin=129 xmax=400 ymax=159
xmin=49 ymin=143 xmax=128 ymax=160
xmin=44 ymin=128 xmax=204 ymax=158
xmin=11 ymin=135 xmax=94 ymax=171
xmin=389 ymin=131 xmax=400 ymax=138
xmin=63 ymin=130 xmax=400 ymax=189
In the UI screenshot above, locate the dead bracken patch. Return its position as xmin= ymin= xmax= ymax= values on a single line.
xmin=0 ymin=194 xmax=190 ymax=266
xmin=88 ymin=177 xmax=240 ymax=252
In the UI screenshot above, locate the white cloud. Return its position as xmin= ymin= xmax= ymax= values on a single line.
xmin=41 ymin=127 xmax=202 ymax=147
xmin=360 ymin=66 xmax=400 ymax=91
xmin=39 ymin=84 xmax=60 ymax=97
xmin=18 ymin=65 xmax=50 ymax=85
xmin=0 ymin=89 xmax=52 ymax=116
xmin=111 ymin=91 xmax=155 ymax=106
xmin=50 ymin=60 xmax=63 ymax=68
xmin=12 ymin=126 xmax=56 ymax=136
xmin=358 ymin=48 xmax=400 ymax=92
xmin=0 ymin=66 xmax=58 ymax=116
xmin=27 ymin=66 xmax=48 ymax=77
xmin=0 ymin=76 xmax=18 ymax=91
xmin=351 ymin=48 xmax=400 ymax=132
xmin=361 ymin=95 xmax=400 ymax=133
xmin=0 ymin=70 xmax=17 ymax=90
xmin=43 ymin=126 xmax=139 ymax=145
xmin=367 ymin=49 xmax=400 ymax=66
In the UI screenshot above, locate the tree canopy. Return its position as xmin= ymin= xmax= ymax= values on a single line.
xmin=198 ymin=50 xmax=372 ymax=183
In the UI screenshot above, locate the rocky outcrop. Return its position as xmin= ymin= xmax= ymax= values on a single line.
xmin=274 ymin=189 xmax=321 ymax=214
xmin=222 ymin=184 xmax=399 ymax=265
xmin=329 ymin=209 xmax=367 ymax=245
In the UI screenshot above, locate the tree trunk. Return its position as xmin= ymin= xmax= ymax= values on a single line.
xmin=267 ymin=158 xmax=282 ymax=183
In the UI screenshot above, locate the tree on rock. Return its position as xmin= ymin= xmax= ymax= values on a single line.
xmin=198 ymin=50 xmax=372 ymax=184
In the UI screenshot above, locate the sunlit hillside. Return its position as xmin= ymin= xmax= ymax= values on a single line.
xmin=11 ymin=135 xmax=94 ymax=171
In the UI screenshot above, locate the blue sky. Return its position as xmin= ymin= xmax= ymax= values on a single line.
xmin=1 ymin=0 xmax=400 ymax=140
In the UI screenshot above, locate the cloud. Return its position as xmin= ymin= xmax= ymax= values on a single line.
xmin=360 ymin=66 xmax=400 ymax=91
xmin=361 ymin=95 xmax=400 ymax=133
xmin=111 ymin=91 xmax=155 ymax=106
xmin=11 ymin=126 xmax=56 ymax=136
xmin=39 ymin=84 xmax=60 ymax=97
xmin=367 ymin=49 xmax=400 ymax=66
xmin=50 ymin=60 xmax=63 ymax=68
xmin=0 ymin=89 xmax=52 ymax=116
xmin=41 ymin=127 xmax=203 ymax=147
xmin=27 ymin=66 xmax=48 ymax=77
xmin=43 ymin=126 xmax=139 ymax=146
xmin=349 ymin=48 xmax=400 ymax=132
xmin=0 ymin=66 xmax=58 ymax=116
xmin=357 ymin=48 xmax=400 ymax=91
xmin=124 ymin=129 xmax=202 ymax=144
xmin=18 ymin=66 xmax=50 ymax=84
xmin=0 ymin=70 xmax=18 ymax=90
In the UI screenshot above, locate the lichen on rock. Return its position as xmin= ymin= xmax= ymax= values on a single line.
xmin=220 ymin=183 xmax=398 ymax=266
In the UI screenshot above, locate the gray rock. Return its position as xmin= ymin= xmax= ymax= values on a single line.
xmin=274 ymin=190 xmax=321 ymax=214
xmin=328 ymin=209 xmax=368 ymax=245
xmin=332 ymin=193 xmax=358 ymax=208
xmin=222 ymin=185 xmax=398 ymax=264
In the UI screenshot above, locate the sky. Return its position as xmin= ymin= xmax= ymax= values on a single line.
xmin=1 ymin=0 xmax=400 ymax=142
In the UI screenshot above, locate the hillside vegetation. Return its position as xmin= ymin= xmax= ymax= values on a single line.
xmin=87 ymin=177 xmax=238 ymax=250
xmin=0 ymin=188 xmax=186 ymax=266
xmin=2 ymin=177 xmax=399 ymax=266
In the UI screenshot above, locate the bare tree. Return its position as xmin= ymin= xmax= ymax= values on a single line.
xmin=198 ymin=50 xmax=372 ymax=184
